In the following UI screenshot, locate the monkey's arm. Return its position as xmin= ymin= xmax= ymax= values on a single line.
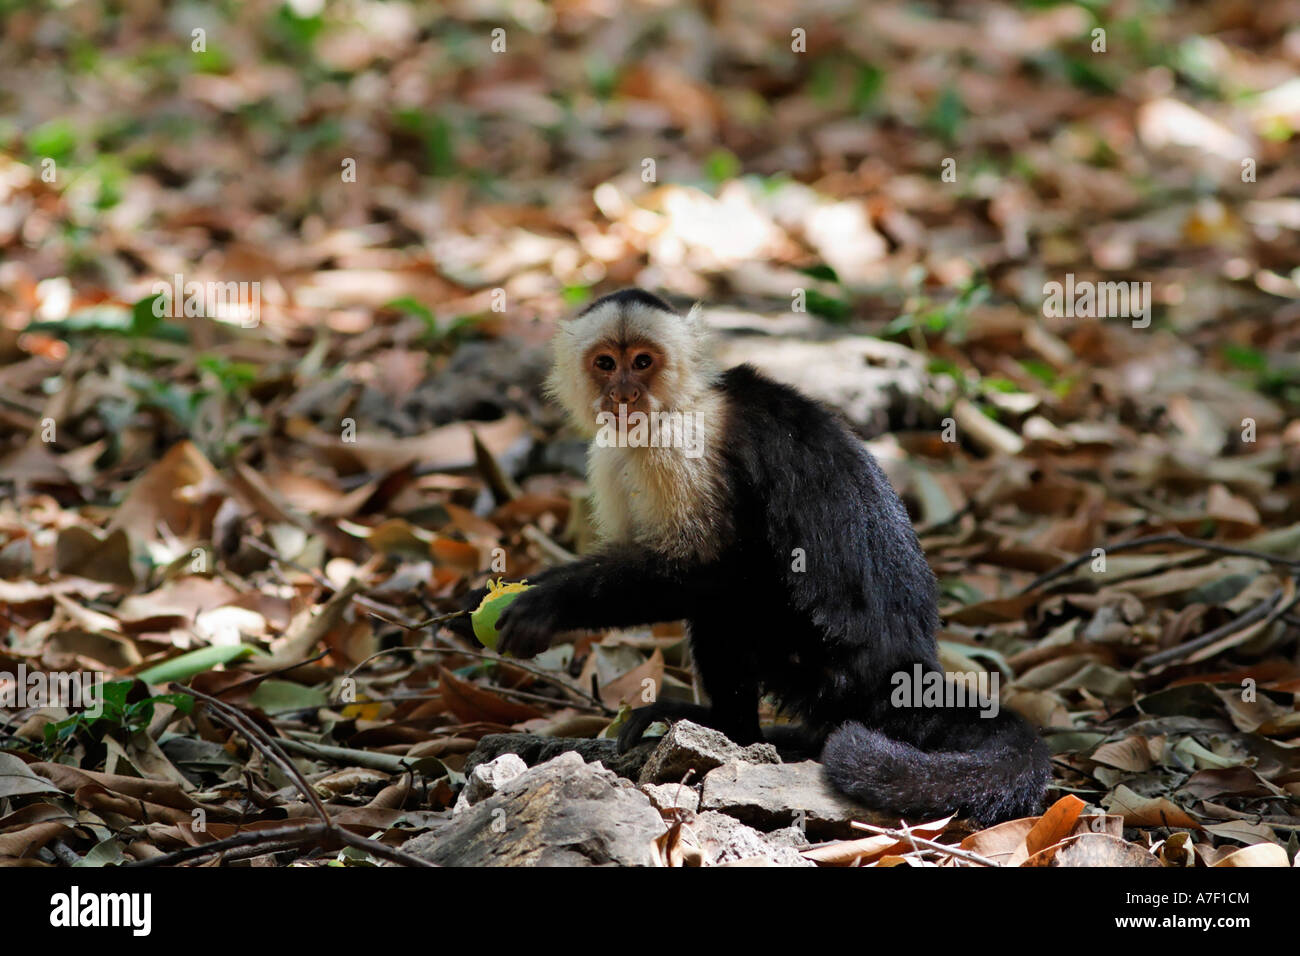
xmin=494 ymin=546 xmax=716 ymax=658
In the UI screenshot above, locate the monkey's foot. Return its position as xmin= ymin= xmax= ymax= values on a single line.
xmin=615 ymin=700 xmax=713 ymax=753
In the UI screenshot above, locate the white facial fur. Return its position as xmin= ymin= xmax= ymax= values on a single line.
xmin=545 ymin=296 xmax=730 ymax=560
xmin=544 ymin=298 xmax=719 ymax=436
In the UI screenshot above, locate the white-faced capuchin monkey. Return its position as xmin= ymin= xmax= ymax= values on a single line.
xmin=454 ymin=288 xmax=1050 ymax=825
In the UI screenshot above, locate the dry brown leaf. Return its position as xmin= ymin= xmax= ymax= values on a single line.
xmin=109 ymin=440 xmax=222 ymax=543
xmin=1024 ymin=833 xmax=1160 ymax=867
xmin=1102 ymin=785 xmax=1202 ymax=829
xmin=436 ymin=666 xmax=544 ymax=725
xmin=1024 ymin=794 xmax=1086 ymax=857
xmin=53 ymin=526 xmax=135 ymax=587
xmin=1211 ymin=843 xmax=1292 ymax=867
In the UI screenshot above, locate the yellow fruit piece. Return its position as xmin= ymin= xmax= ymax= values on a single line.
xmin=471 ymin=579 xmax=532 ymax=650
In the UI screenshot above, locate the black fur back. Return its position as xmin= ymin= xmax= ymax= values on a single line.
xmin=712 ymin=364 xmax=1049 ymax=824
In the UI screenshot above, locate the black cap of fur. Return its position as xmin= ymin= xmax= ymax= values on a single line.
xmin=578 ymin=288 xmax=675 ymax=316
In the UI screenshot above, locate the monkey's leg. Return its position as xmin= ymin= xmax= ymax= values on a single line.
xmin=616 ymin=618 xmax=761 ymax=752
xmin=688 ymin=622 xmax=762 ymax=745
xmin=761 ymin=723 xmax=825 ymax=759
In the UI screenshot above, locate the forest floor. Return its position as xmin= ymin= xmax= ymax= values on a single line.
xmin=0 ymin=1 xmax=1298 ymax=866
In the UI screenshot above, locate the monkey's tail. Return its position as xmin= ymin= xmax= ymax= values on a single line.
xmin=821 ymin=708 xmax=1050 ymax=826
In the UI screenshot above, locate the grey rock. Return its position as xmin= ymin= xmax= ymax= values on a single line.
xmin=452 ymin=753 xmax=528 ymax=815
xmin=764 ymin=825 xmax=814 ymax=850
xmin=413 ymin=340 xmax=551 ymax=427
xmin=464 ymin=733 xmax=658 ymax=781
xmin=639 ymin=782 xmax=700 ymax=815
xmin=406 ymin=752 xmax=666 ymax=866
xmin=700 ymin=759 xmax=901 ymax=838
xmin=638 ymin=720 xmax=780 ymax=786
xmin=715 ymin=335 xmax=927 ymax=434
xmin=684 ymin=811 xmax=813 ymax=867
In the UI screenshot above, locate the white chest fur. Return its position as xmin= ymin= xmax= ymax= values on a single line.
xmin=586 ymin=402 xmax=728 ymax=561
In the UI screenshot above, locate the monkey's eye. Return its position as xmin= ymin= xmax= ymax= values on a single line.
xmin=632 ymin=353 xmax=653 ymax=370
xmin=594 ymin=355 xmax=616 ymax=372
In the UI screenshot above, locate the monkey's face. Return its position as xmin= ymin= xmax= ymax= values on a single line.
xmin=586 ymin=340 xmax=665 ymax=417
xmin=545 ymin=291 xmax=717 ymax=435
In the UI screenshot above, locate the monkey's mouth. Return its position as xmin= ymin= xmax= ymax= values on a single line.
xmin=600 ymin=399 xmax=651 ymax=417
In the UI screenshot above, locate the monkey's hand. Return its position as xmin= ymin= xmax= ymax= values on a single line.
xmin=494 ymin=581 xmax=568 ymax=659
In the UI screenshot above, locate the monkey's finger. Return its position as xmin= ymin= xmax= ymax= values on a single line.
xmin=616 ymin=706 xmax=658 ymax=753
xmin=496 ymin=618 xmax=545 ymax=659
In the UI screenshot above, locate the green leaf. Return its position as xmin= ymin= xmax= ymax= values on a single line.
xmin=131 ymin=294 xmax=164 ymax=337
xmin=928 ymin=85 xmax=965 ymax=144
xmin=1221 ymin=343 xmax=1267 ymax=372
xmin=1019 ymin=358 xmax=1059 ymax=386
xmin=385 ymin=296 xmax=434 ymax=325
xmin=799 ymin=263 xmax=840 ymax=283
xmin=247 ymin=679 xmax=328 ymax=714
xmin=124 ymin=692 xmax=194 ymax=730
xmin=804 ymin=289 xmax=851 ymax=321
xmin=137 ymin=644 xmax=262 ymax=685
xmin=94 ymin=679 xmax=133 ymax=720
xmin=703 ymin=149 xmax=740 ymax=185
xmin=561 ymin=285 xmax=592 ymax=307
xmin=27 ymin=119 xmax=77 ymax=164
xmin=982 ymin=377 xmax=1021 ymax=394
xmin=851 ymin=63 xmax=884 ymax=113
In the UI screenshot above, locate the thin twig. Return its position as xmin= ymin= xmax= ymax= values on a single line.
xmin=242 ymin=535 xmax=464 ymax=630
xmin=366 ymin=607 xmax=468 ymax=630
xmin=211 ymin=839 xmax=319 ymax=864
xmin=214 ymin=649 xmax=330 ymax=696
xmin=241 ymin=534 xmax=608 ymax=709
xmin=333 ymin=827 xmax=439 ymax=868
xmin=849 ymin=821 xmax=999 ymax=867
xmin=521 ymin=524 xmax=578 ymax=565
xmin=344 ymin=641 xmax=610 ymax=713
xmin=1020 ymin=534 xmax=1300 ymax=595
xmin=169 ymin=682 xmax=332 ymax=825
xmin=128 ymin=823 xmax=332 ymax=867
xmin=1137 ymin=587 xmax=1298 ymax=669
xmin=125 ymin=821 xmax=436 ymax=868
xmin=898 ymin=819 xmax=923 ymax=857
xmin=161 ymin=684 xmax=439 ymax=867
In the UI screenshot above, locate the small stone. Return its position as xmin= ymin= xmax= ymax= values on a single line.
xmin=684 ymin=811 xmax=814 ymax=867
xmin=452 ymin=753 xmax=527 ymax=815
xmin=638 ymin=720 xmax=779 ymax=785
xmin=464 ymin=733 xmax=657 ymax=780
xmin=406 ymin=751 xmax=666 ymax=866
xmin=700 ymin=760 xmax=901 ymax=838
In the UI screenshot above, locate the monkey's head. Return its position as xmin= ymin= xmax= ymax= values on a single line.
xmin=546 ymin=289 xmax=718 ymax=435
